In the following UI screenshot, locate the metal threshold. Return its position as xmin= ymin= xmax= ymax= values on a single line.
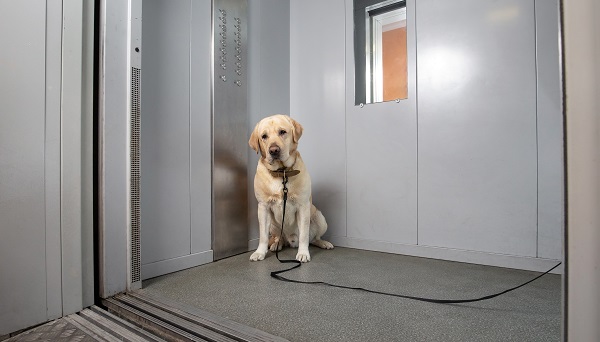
xmin=103 ymin=290 xmax=288 ymax=342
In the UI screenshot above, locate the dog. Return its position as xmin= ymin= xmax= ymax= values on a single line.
xmin=248 ymin=114 xmax=334 ymax=262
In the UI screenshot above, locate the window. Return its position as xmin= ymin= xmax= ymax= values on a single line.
xmin=355 ymin=0 xmax=407 ymax=105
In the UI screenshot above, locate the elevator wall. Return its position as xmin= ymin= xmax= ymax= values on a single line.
xmin=247 ymin=0 xmax=291 ymax=247
xmin=0 ymin=0 xmax=94 ymax=335
xmin=140 ymin=0 xmax=213 ymax=280
xmin=100 ymin=0 xmax=291 ymax=289
xmin=139 ymin=0 xmax=289 ymax=278
xmin=212 ymin=0 xmax=249 ymax=260
xmin=290 ymin=0 xmax=563 ymax=272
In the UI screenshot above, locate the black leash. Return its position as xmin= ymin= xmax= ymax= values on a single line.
xmin=271 ymin=172 xmax=304 ymax=274
xmin=269 ymin=173 xmax=561 ymax=304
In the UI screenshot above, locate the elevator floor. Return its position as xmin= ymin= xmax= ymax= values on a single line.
xmin=142 ymin=247 xmax=561 ymax=342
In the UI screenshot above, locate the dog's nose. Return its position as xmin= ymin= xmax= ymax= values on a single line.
xmin=269 ymin=146 xmax=280 ymax=156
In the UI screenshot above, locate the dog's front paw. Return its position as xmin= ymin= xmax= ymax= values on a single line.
xmin=296 ymin=250 xmax=311 ymax=262
xmin=249 ymin=251 xmax=266 ymax=261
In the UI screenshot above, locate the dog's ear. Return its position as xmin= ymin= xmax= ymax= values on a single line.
xmin=288 ymin=117 xmax=303 ymax=144
xmin=248 ymin=123 xmax=265 ymax=157
xmin=248 ymin=124 xmax=259 ymax=153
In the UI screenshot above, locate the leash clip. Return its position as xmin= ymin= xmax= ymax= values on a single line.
xmin=282 ymin=174 xmax=289 ymax=200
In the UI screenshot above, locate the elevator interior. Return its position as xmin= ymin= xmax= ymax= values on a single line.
xmin=0 ymin=0 xmax=566 ymax=338
xmin=102 ymin=0 xmax=563 ymax=287
xmin=97 ymin=1 xmax=564 ymax=338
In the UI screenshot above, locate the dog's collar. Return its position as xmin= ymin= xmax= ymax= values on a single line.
xmin=269 ymin=168 xmax=300 ymax=178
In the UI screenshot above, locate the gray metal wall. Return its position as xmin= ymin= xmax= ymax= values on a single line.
xmin=99 ymin=0 xmax=130 ymax=297
xmin=290 ymin=0 xmax=563 ymax=272
xmin=0 ymin=2 xmax=49 ymax=334
xmin=535 ymin=0 xmax=563 ymax=260
xmin=290 ymin=0 xmax=349 ymax=240
xmin=140 ymin=0 xmax=250 ymax=276
xmin=101 ymin=0 xmax=291 ymax=288
xmin=139 ymin=0 xmax=291 ymax=268
xmin=139 ymin=0 xmax=290 ymax=271
xmin=139 ymin=0 xmax=289 ymax=268
xmin=247 ymin=0 xmax=291 ymax=247
xmin=416 ymin=0 xmax=538 ymax=256
xmin=0 ymin=0 xmax=94 ymax=335
xmin=564 ymin=0 xmax=600 ymax=338
xmin=212 ymin=0 xmax=249 ymax=260
xmin=140 ymin=0 xmax=213 ymax=280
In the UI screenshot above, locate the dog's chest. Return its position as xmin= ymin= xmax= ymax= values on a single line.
xmin=269 ymin=200 xmax=298 ymax=227
xmin=257 ymin=180 xmax=300 ymax=225
xmin=255 ymin=175 xmax=304 ymax=205
xmin=262 ymin=180 xmax=299 ymax=204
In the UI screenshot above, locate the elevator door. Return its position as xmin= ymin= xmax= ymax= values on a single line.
xmin=140 ymin=0 xmax=213 ymax=280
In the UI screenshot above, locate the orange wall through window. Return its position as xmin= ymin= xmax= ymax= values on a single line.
xmin=382 ymin=26 xmax=407 ymax=101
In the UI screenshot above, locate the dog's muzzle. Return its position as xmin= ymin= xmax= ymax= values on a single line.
xmin=269 ymin=145 xmax=280 ymax=159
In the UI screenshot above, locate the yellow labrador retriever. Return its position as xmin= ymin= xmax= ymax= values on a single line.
xmin=249 ymin=114 xmax=333 ymax=262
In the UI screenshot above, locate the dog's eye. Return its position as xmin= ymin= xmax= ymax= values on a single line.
xmin=261 ymin=134 xmax=267 ymax=140
xmin=279 ymin=130 xmax=287 ymax=136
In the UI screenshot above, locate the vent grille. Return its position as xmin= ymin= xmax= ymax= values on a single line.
xmin=130 ymin=67 xmax=141 ymax=285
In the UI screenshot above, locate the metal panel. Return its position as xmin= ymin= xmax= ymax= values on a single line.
xmin=0 ymin=0 xmax=48 ymax=335
xmin=58 ymin=0 xmax=95 ymax=313
xmin=190 ymin=0 xmax=213 ymax=255
xmin=141 ymin=0 xmax=192 ymax=265
xmin=61 ymin=0 xmax=86 ymax=315
xmin=212 ymin=0 xmax=249 ymax=260
xmin=535 ymin=0 xmax=563 ymax=260
xmin=247 ymin=0 xmax=291 ymax=244
xmin=289 ymin=0 xmax=347 ymax=239
xmin=140 ymin=0 xmax=214 ymax=279
xmin=45 ymin=0 xmax=65 ymax=321
xmin=563 ymin=0 xmax=600 ymax=339
xmin=344 ymin=0 xmax=418 ymax=244
xmin=128 ymin=0 xmax=142 ymax=289
xmin=81 ymin=0 xmax=96 ymax=310
xmin=417 ymin=0 xmax=538 ymax=256
xmin=1 ymin=1 xmax=94 ymax=333
xmin=99 ymin=0 xmax=130 ymax=297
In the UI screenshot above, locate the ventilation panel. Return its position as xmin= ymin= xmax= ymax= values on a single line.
xmin=130 ymin=66 xmax=141 ymax=287
xmin=128 ymin=0 xmax=142 ymax=290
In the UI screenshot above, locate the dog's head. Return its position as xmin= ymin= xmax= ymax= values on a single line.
xmin=249 ymin=114 xmax=303 ymax=165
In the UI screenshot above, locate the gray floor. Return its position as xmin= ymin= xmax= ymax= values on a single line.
xmin=142 ymin=247 xmax=561 ymax=342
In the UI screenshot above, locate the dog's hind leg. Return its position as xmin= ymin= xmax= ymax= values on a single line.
xmin=309 ymin=209 xmax=334 ymax=250
xmin=268 ymin=223 xmax=285 ymax=251
xmin=269 ymin=235 xmax=284 ymax=252
xmin=311 ymin=239 xmax=334 ymax=249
